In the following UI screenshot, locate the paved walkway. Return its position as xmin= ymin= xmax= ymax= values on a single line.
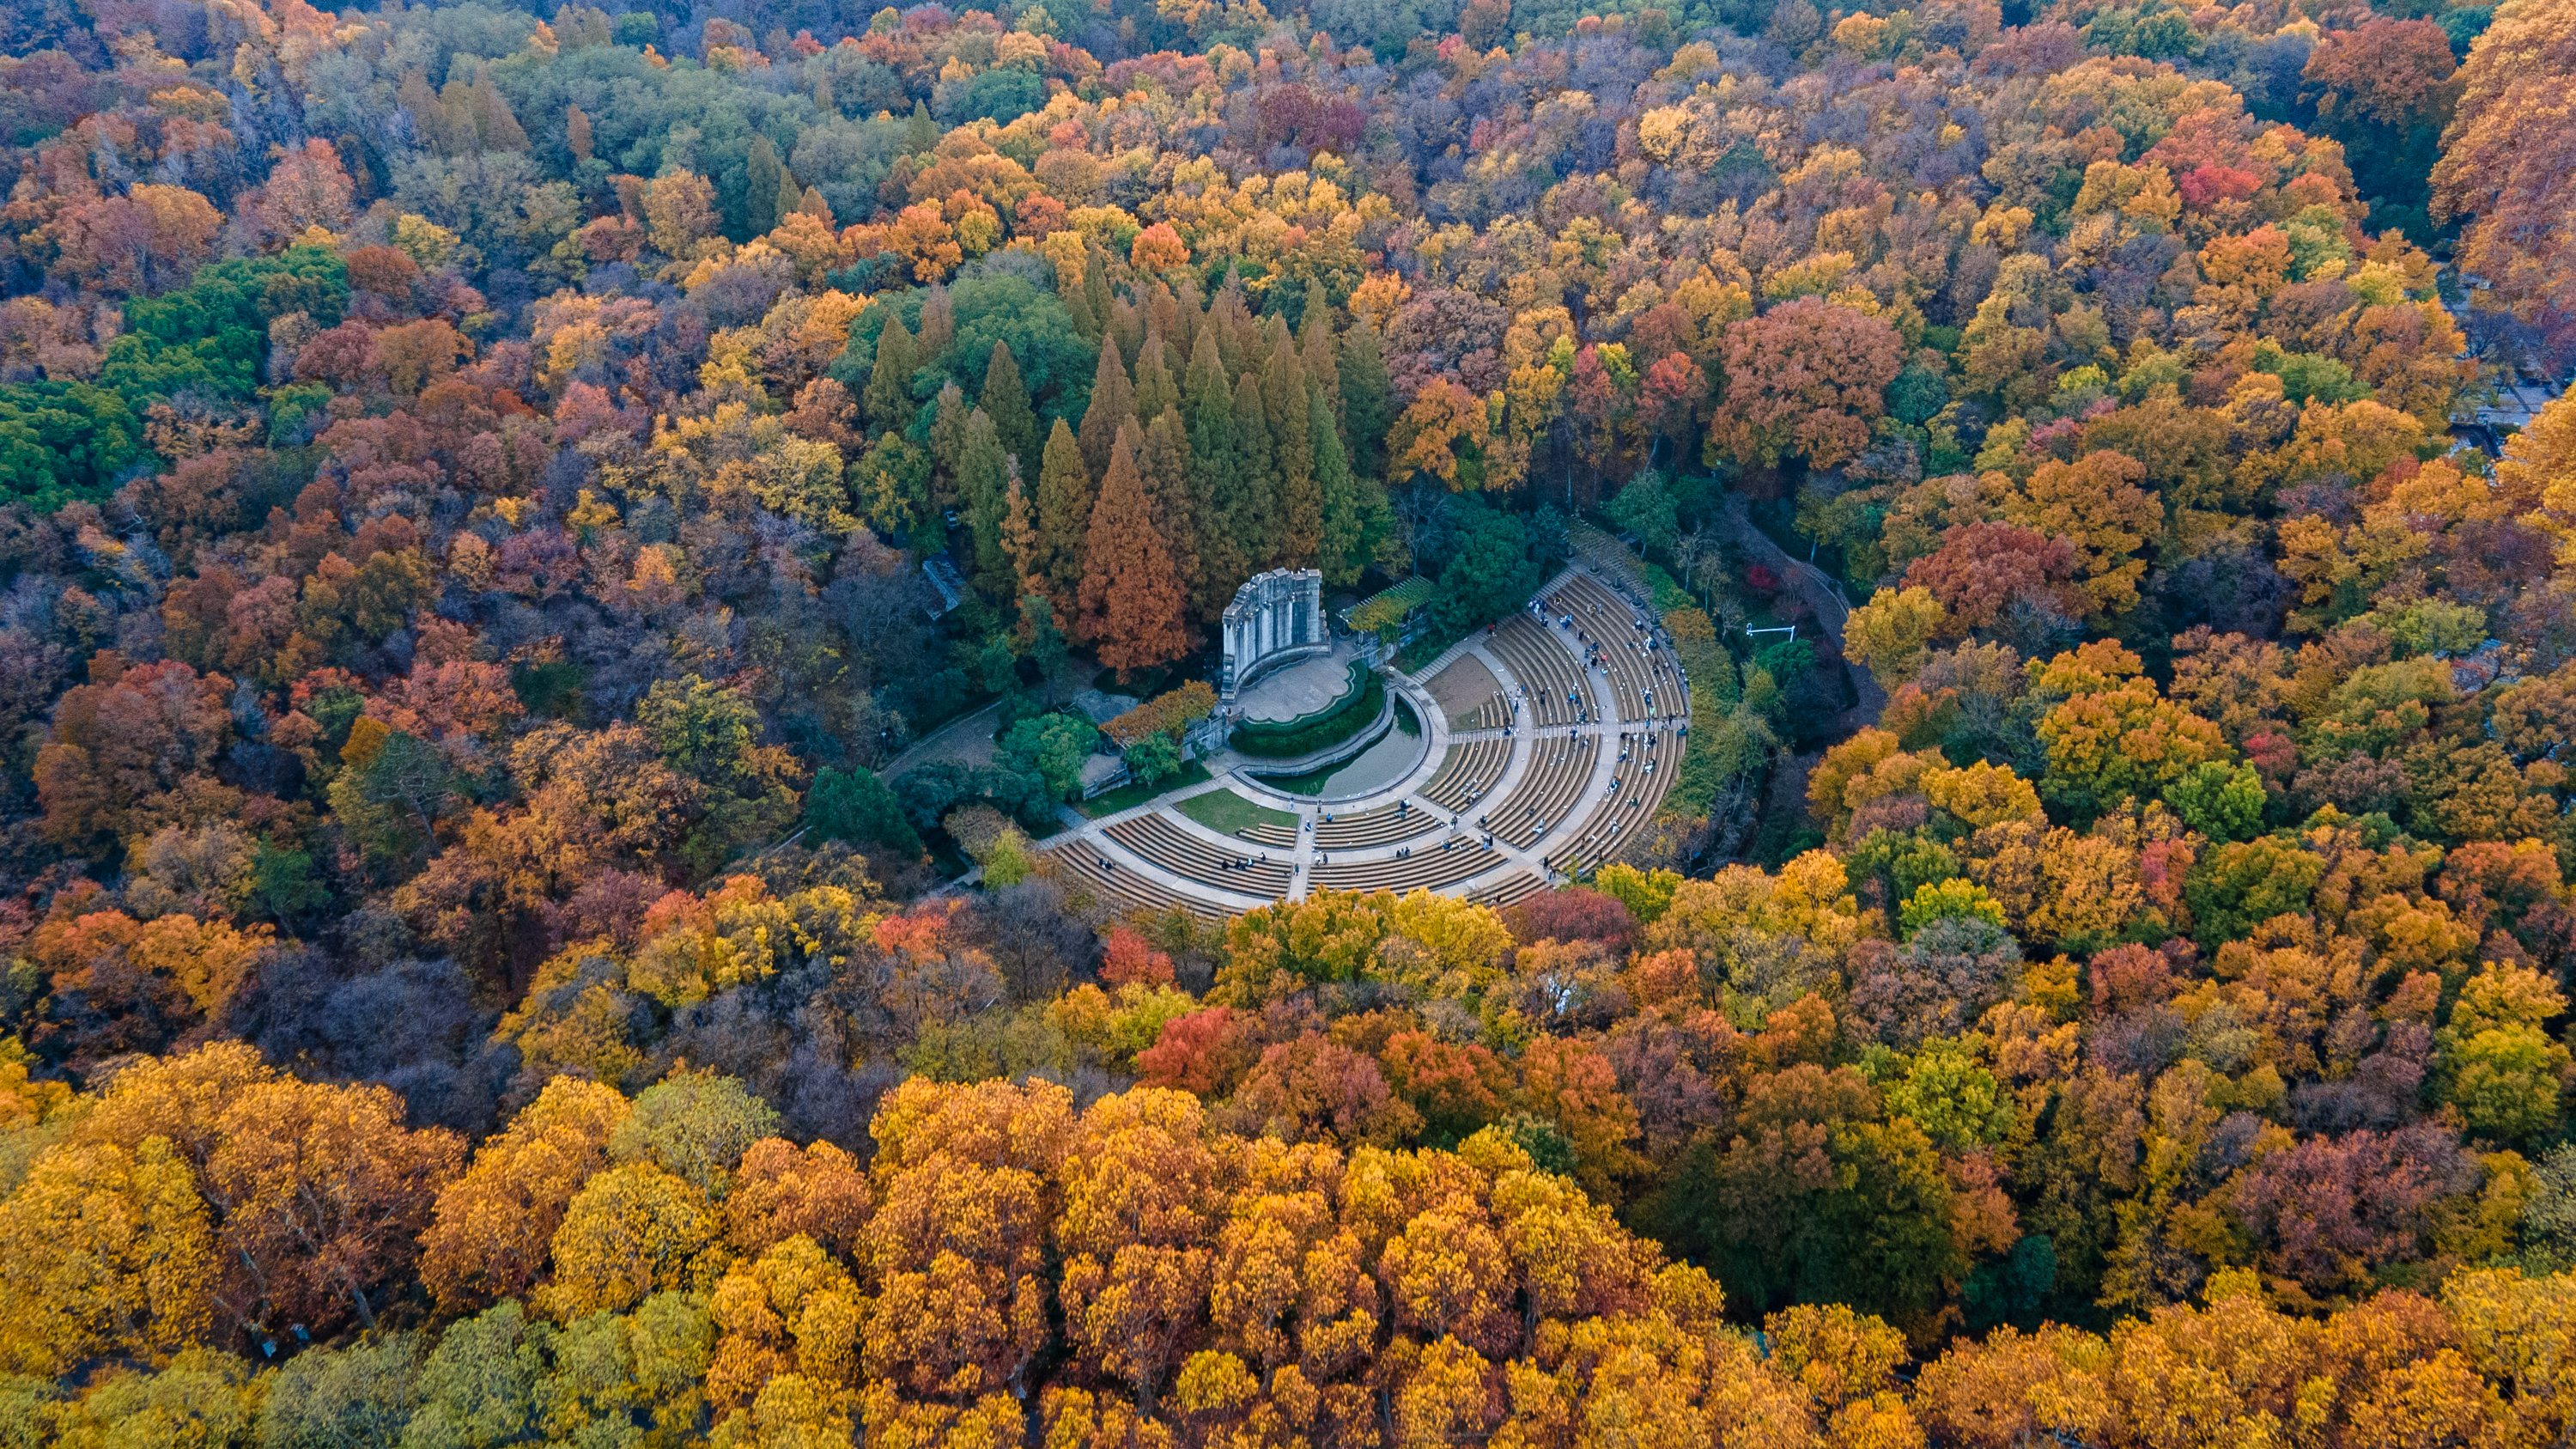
xmin=1722 ymin=494 xmax=1884 ymax=735
xmin=1037 ymin=549 xmax=1692 ymax=910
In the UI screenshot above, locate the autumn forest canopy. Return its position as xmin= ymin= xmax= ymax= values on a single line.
xmin=3 ymin=0 xmax=2576 ymax=1440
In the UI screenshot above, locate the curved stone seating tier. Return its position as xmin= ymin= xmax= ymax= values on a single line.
xmin=1315 ymin=805 xmax=1444 ymax=850
xmin=1490 ymin=618 xmax=1591 ymax=726
xmin=1546 ymin=573 xmax=1679 ymax=725
xmin=1553 ymin=726 xmax=1686 ymax=874
xmin=1419 ymin=737 xmax=1509 ymax=811
xmin=1473 ymin=871 xmax=1550 ymax=906
xmin=1047 ymin=840 xmax=1230 ymax=921
xmin=1472 ymin=734 xmax=1596 ymax=851
xmin=1107 ymin=815 xmax=1295 ymax=895
xmin=1040 ymin=554 xmax=1695 ymax=919
xmin=1310 ymin=837 xmax=1506 ymax=894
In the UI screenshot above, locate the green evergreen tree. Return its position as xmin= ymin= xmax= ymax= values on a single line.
xmin=1033 ymin=418 xmax=1092 ymax=616
xmin=1078 ymin=337 xmax=1136 ymax=482
xmin=807 ymin=767 xmax=924 ymax=855
xmin=1340 ymin=318 xmax=1393 ymax=479
xmin=1264 ymin=330 xmax=1315 ymax=568
xmin=1313 ymin=381 xmax=1364 ymax=586
xmin=1227 ymin=371 xmax=1277 ymax=572
xmin=959 ymin=407 xmax=1012 ymax=601
xmin=1182 ymin=328 xmax=1243 ymax=603
xmin=1143 ymin=406 xmax=1200 ymax=620
xmin=864 ymin=313 xmax=918 ymax=436
xmin=745 ymin=136 xmax=787 ymax=236
xmin=980 ymin=340 xmax=1040 ymax=481
xmin=1133 ymin=332 xmax=1177 ymax=421
xmin=1083 ymin=241 xmax=1115 ymax=344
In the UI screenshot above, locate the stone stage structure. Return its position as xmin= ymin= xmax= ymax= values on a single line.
xmin=1219 ymin=568 xmax=1327 ymax=701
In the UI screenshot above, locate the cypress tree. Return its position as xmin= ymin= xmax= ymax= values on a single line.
xmin=1228 ymin=372 xmax=1276 ymax=570
xmin=1083 ymin=241 xmax=1114 ymax=343
xmin=1078 ymin=337 xmax=1136 ymax=482
xmin=1033 ymin=418 xmax=1092 ymax=615
xmin=1108 ymin=295 xmax=1145 ymax=376
xmin=981 ymin=341 xmax=1040 ymax=480
xmin=960 ymin=407 xmax=1012 ymax=602
xmin=1210 ymin=279 xmax=1249 ymax=381
xmin=746 ymin=136 xmax=787 ymax=235
xmin=774 ymin=165 xmax=803 ymax=236
xmin=1264 ymin=331 xmax=1317 ymax=569
xmin=1313 ymin=381 xmax=1364 ymax=586
xmin=1340 ymin=319 xmax=1393 ymax=479
xmin=1133 ymin=331 xmax=1177 ymax=422
xmin=1002 ymin=463 xmax=1041 ymax=606
xmin=916 ymin=283 xmax=954 ymax=358
xmin=1300 ymin=304 xmax=1342 ymax=420
xmin=1183 ymin=329 xmax=1244 ymax=600
xmin=1078 ymin=422 xmax=1189 ymax=674
xmin=1061 ymin=259 xmax=1099 ymax=339
xmin=863 ymin=314 xmax=918 ymax=435
xmin=928 ymin=382 xmax=969 ymax=518
xmin=1143 ymin=406 xmax=1201 ymax=620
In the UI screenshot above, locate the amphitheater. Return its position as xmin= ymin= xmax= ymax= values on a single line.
xmin=1042 ymin=536 xmax=1692 ymax=918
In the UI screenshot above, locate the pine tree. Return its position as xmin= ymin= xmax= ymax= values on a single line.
xmin=1340 ymin=318 xmax=1393 ymax=479
xmin=904 ymin=101 xmax=939 ymax=155
xmin=864 ymin=314 xmax=918 ymax=435
xmin=1078 ymin=338 xmax=1136 ymax=482
xmin=981 ymin=341 xmax=1039 ymax=479
xmin=1034 ymin=418 xmax=1092 ymax=618
xmin=960 ymin=408 xmax=1012 ymax=602
xmin=1264 ymin=331 xmax=1317 ymax=568
xmin=1078 ymin=425 xmax=1189 ymax=676
xmin=1182 ymin=329 xmax=1244 ymax=606
xmin=1228 ymin=372 xmax=1277 ymax=571
xmin=1142 ymin=407 xmax=1201 ymax=618
xmin=746 ymin=136 xmax=787 ymax=235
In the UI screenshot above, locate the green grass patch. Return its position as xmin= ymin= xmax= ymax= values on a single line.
xmin=1230 ymin=665 xmax=1386 ymax=758
xmin=1077 ymin=760 xmax=1212 ymax=818
xmin=1175 ymin=788 xmax=1299 ymax=835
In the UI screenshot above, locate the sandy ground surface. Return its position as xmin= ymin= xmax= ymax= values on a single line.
xmin=1425 ymin=654 xmax=1504 ymax=725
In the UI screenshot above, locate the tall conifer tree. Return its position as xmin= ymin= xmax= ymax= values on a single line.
xmin=864 ymin=314 xmax=917 ymax=435
xmin=1079 ymin=423 xmax=1189 ymax=675
xmin=1183 ymin=329 xmax=1244 ymax=599
xmin=1265 ymin=332 xmax=1317 ymax=568
xmin=1142 ymin=407 xmax=1201 ymax=620
xmin=980 ymin=341 xmax=1039 ymax=480
xmin=1229 ymin=373 xmax=1277 ymax=568
xmin=1078 ymin=338 xmax=1136 ymax=482
xmin=1033 ymin=419 xmax=1092 ymax=618
xmin=959 ymin=408 xmax=1012 ymax=601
